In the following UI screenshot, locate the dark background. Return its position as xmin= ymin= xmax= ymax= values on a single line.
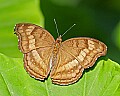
xmin=41 ymin=0 xmax=120 ymax=63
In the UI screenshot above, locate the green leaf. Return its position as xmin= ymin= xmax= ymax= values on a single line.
xmin=0 ymin=0 xmax=44 ymax=57
xmin=0 ymin=53 xmax=120 ymax=96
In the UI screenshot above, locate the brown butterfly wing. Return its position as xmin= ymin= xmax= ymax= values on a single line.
xmin=15 ymin=23 xmax=55 ymax=80
xmin=50 ymin=37 xmax=107 ymax=85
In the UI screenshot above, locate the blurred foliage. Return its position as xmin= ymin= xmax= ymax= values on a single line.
xmin=113 ymin=22 xmax=120 ymax=50
xmin=0 ymin=0 xmax=44 ymax=57
xmin=41 ymin=0 xmax=120 ymax=63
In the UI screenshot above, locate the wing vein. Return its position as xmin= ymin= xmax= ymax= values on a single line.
xmin=61 ymin=47 xmax=81 ymax=65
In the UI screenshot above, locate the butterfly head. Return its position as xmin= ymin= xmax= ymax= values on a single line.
xmin=56 ymin=35 xmax=62 ymax=43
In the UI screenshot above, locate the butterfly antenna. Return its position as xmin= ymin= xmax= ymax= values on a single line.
xmin=54 ymin=19 xmax=59 ymax=37
xmin=61 ymin=24 xmax=76 ymax=37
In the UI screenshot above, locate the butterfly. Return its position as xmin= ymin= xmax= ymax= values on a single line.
xmin=14 ymin=23 xmax=107 ymax=85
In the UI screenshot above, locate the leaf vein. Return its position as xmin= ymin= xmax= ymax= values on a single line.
xmin=0 ymin=72 xmax=12 ymax=96
xmin=87 ymin=62 xmax=102 ymax=96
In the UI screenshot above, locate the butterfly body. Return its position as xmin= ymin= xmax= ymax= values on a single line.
xmin=53 ymin=36 xmax=62 ymax=54
xmin=15 ymin=23 xmax=107 ymax=85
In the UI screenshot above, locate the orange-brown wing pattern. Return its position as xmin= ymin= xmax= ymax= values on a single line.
xmin=50 ymin=48 xmax=84 ymax=85
xmin=50 ymin=37 xmax=107 ymax=85
xmin=14 ymin=23 xmax=55 ymax=80
xmin=14 ymin=23 xmax=55 ymax=53
xmin=24 ymin=47 xmax=53 ymax=80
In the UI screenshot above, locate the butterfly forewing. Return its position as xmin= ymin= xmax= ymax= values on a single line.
xmin=62 ymin=38 xmax=107 ymax=68
xmin=15 ymin=23 xmax=55 ymax=80
xmin=15 ymin=23 xmax=55 ymax=53
xmin=50 ymin=38 xmax=107 ymax=85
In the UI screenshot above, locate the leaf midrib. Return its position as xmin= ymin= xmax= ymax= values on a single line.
xmin=45 ymin=80 xmax=50 ymax=96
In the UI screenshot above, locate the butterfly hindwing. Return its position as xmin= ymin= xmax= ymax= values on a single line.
xmin=50 ymin=48 xmax=84 ymax=85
